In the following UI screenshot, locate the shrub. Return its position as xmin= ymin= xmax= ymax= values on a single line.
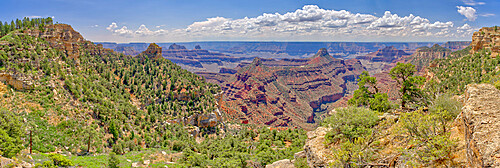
xmin=398 ymin=110 xmax=458 ymax=166
xmin=48 ymin=153 xmax=74 ymax=167
xmin=0 ymin=109 xmax=23 ymax=158
xmin=108 ymin=152 xmax=120 ymax=168
xmin=294 ymin=157 xmax=308 ymax=168
xmin=323 ymin=107 xmax=379 ymax=143
xmin=495 ymin=81 xmax=500 ymax=90
xmin=429 ymin=94 xmax=462 ymax=133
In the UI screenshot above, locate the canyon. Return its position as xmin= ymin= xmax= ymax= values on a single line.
xmin=218 ymin=48 xmax=364 ymax=129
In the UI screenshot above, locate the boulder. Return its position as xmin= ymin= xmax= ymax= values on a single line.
xmin=265 ymin=159 xmax=294 ymax=168
xmin=294 ymin=151 xmax=306 ymax=159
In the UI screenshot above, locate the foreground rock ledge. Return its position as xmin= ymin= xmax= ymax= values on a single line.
xmin=462 ymin=84 xmax=500 ymax=167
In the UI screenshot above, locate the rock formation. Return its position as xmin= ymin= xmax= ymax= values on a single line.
xmin=140 ymin=43 xmax=163 ymax=59
xmin=460 ymin=84 xmax=500 ymax=167
xmin=220 ymin=49 xmax=364 ymax=129
xmin=303 ymin=127 xmax=333 ymax=167
xmin=470 ymin=26 xmax=500 ymax=57
xmin=162 ymin=44 xmax=248 ymax=72
xmin=265 ymin=159 xmax=295 ymax=168
xmin=442 ymin=41 xmax=471 ymax=51
xmin=0 ymin=72 xmax=33 ymax=90
xmin=168 ymin=43 xmax=187 ymax=50
xmin=406 ymin=44 xmax=451 ymax=71
xmin=356 ymin=46 xmax=410 ymax=62
xmin=24 ymin=24 xmax=112 ymax=58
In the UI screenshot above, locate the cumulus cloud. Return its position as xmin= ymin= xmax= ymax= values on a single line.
xmin=457 ymin=6 xmax=477 ymax=21
xmin=106 ymin=23 xmax=167 ymax=37
xmin=461 ymin=0 xmax=485 ymax=6
xmin=106 ymin=5 xmax=477 ymax=42
xmin=107 ymin=22 xmax=117 ymax=30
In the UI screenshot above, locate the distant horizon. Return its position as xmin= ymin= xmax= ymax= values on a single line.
xmin=2 ymin=0 xmax=498 ymax=43
xmin=94 ymin=40 xmax=472 ymax=44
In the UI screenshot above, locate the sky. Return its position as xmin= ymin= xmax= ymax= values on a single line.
xmin=1 ymin=0 xmax=498 ymax=43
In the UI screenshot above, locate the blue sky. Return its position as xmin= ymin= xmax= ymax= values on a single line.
xmin=1 ymin=0 xmax=498 ymax=42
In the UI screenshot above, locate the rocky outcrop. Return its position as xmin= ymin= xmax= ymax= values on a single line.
xmin=220 ymin=49 xmax=364 ymax=129
xmin=303 ymin=127 xmax=333 ymax=167
xmin=219 ymin=68 xmax=238 ymax=74
xmin=194 ymin=72 xmax=231 ymax=86
xmin=470 ymin=26 xmax=500 ymax=58
xmin=406 ymin=44 xmax=451 ymax=71
xmin=0 ymin=156 xmax=33 ymax=168
xmin=265 ymin=159 xmax=295 ymax=168
xmin=356 ymin=46 xmax=410 ymax=62
xmin=23 ymin=24 xmax=115 ymax=58
xmin=442 ymin=41 xmax=471 ymax=51
xmin=168 ymin=43 xmax=186 ymax=50
xmin=114 ymin=46 xmax=140 ymax=56
xmin=25 ymin=24 xmax=101 ymax=58
xmin=163 ymin=44 xmax=248 ymax=73
xmin=140 ymin=43 xmax=163 ymax=59
xmin=461 ymin=84 xmax=500 ymax=167
xmin=0 ymin=72 xmax=33 ymax=90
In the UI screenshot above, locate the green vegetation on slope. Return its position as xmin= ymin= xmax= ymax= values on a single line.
xmin=428 ymin=48 xmax=500 ymax=95
xmin=0 ymin=23 xmax=218 ymax=157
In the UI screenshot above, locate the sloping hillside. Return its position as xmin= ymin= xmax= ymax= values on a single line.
xmin=0 ymin=20 xmax=220 ymax=155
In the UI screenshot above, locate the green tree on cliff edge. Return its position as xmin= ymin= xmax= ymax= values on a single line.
xmin=389 ymin=63 xmax=425 ymax=109
xmin=349 ymin=71 xmax=391 ymax=112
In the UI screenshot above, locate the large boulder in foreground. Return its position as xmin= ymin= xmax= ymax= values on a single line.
xmin=461 ymin=84 xmax=500 ymax=167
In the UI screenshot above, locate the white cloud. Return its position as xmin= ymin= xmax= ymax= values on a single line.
xmin=26 ymin=15 xmax=42 ymax=18
xmin=461 ymin=0 xmax=485 ymax=6
xmin=480 ymin=13 xmax=495 ymax=17
xmin=106 ymin=23 xmax=167 ymax=37
xmin=91 ymin=25 xmax=99 ymax=28
xmin=107 ymin=22 xmax=118 ymax=30
xmin=457 ymin=6 xmax=477 ymax=21
xmin=105 ymin=5 xmax=478 ymax=42
xmin=458 ymin=23 xmax=472 ymax=30
xmin=114 ymin=26 xmax=133 ymax=37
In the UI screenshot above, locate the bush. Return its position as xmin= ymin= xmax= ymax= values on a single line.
xmin=112 ymin=142 xmax=124 ymax=155
xmin=41 ymin=160 xmax=55 ymax=168
xmin=294 ymin=157 xmax=308 ymax=168
xmin=494 ymin=80 xmax=500 ymax=90
xmin=398 ymin=110 xmax=458 ymax=166
xmin=0 ymin=109 xmax=23 ymax=158
xmin=322 ymin=107 xmax=380 ymax=167
xmin=429 ymin=94 xmax=462 ymax=126
xmin=48 ymin=153 xmax=74 ymax=167
xmin=108 ymin=152 xmax=120 ymax=168
xmin=323 ymin=106 xmax=379 ymax=143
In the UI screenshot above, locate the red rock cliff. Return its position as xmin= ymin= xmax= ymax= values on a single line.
xmin=470 ymin=26 xmax=500 ymax=58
